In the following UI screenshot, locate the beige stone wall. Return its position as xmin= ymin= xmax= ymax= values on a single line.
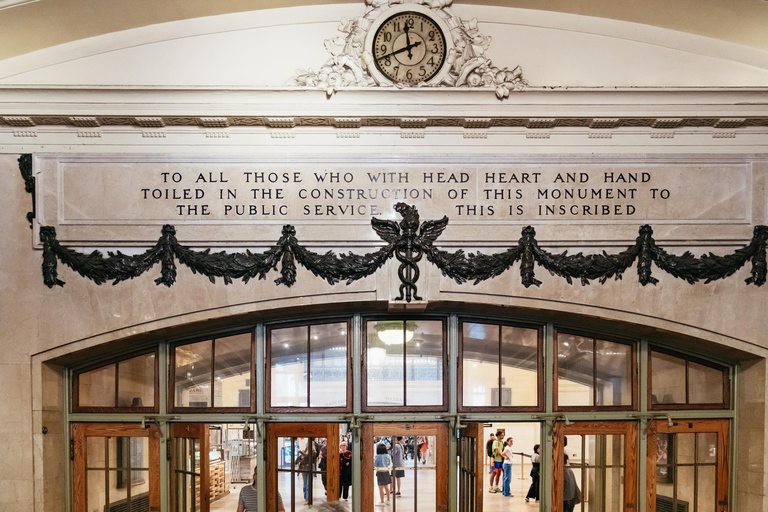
xmin=3 ymin=140 xmax=768 ymax=510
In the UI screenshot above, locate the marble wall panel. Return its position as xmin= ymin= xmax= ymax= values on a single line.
xmin=3 ymin=149 xmax=768 ymax=508
xmin=36 ymin=156 xmax=754 ymax=246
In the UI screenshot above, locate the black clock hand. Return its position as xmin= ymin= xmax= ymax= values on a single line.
xmin=404 ymin=24 xmax=413 ymax=60
xmin=377 ymin=41 xmax=422 ymax=61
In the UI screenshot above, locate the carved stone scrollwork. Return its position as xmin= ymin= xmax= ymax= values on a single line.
xmin=289 ymin=0 xmax=527 ymax=99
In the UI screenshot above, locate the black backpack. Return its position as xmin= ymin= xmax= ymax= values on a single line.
xmin=486 ymin=440 xmax=494 ymax=458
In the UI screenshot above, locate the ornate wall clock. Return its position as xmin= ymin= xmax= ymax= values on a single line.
xmin=365 ymin=5 xmax=453 ymax=86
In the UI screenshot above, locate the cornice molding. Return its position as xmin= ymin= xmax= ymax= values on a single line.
xmin=1 ymin=115 xmax=767 ymax=130
xmin=2 ymin=86 xmax=768 ymax=130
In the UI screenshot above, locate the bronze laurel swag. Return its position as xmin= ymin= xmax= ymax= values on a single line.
xmin=20 ymin=157 xmax=768 ymax=301
xmin=34 ymin=206 xmax=767 ymax=302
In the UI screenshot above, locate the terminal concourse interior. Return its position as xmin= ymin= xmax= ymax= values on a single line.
xmin=2 ymin=1 xmax=768 ymax=512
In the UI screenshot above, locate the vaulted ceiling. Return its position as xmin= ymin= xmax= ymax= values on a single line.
xmin=1 ymin=0 xmax=768 ymax=61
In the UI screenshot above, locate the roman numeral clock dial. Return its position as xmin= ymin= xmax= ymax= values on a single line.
xmin=373 ymin=12 xmax=447 ymax=85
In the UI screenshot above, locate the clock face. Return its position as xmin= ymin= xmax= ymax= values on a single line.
xmin=372 ymin=12 xmax=447 ymax=85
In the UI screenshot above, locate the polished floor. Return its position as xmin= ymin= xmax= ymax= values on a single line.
xmin=212 ymin=466 xmax=541 ymax=511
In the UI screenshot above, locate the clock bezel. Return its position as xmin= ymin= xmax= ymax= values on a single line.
xmin=364 ymin=4 xmax=454 ymax=87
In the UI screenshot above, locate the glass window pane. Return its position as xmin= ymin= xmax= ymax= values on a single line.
xmin=676 ymin=466 xmax=695 ymax=510
xmin=106 ymin=436 xmax=119 ymax=469
xmin=462 ymin=323 xmax=499 ymax=407
xmin=117 ymin=354 xmax=155 ymax=408
xmin=688 ymin=362 xmax=724 ymax=404
xmin=87 ymin=470 xmax=107 ymax=512
xmin=367 ymin=321 xmax=405 ymax=406
xmin=213 ymin=333 xmax=251 ymax=408
xmin=697 ymin=465 xmax=717 ymax=512
xmin=271 ymin=327 xmax=308 ymax=408
xmin=697 ymin=432 xmax=718 ymax=464
xmin=677 ymin=433 xmax=695 ymax=465
xmin=606 ymin=467 xmax=624 ymax=512
xmin=114 ymin=436 xmax=149 ymax=484
xmin=605 ymin=434 xmax=625 ymax=467
xmin=79 ymin=364 xmax=116 ymax=407
xmin=108 ymin=469 xmax=128 ymax=506
xmin=86 ymin=437 xmax=107 ymax=469
xmin=309 ymin=323 xmax=348 ymax=408
xmin=405 ymin=320 xmax=443 ymax=406
xmin=415 ymin=435 xmax=438 ymax=511
xmin=654 ymin=434 xmax=673 ymax=502
xmin=557 ymin=334 xmax=594 ymax=407
xmin=501 ymin=326 xmax=538 ymax=407
xmin=650 ymin=351 xmax=687 ymax=405
xmin=595 ymin=339 xmax=632 ymax=407
xmin=174 ymin=340 xmax=212 ymax=407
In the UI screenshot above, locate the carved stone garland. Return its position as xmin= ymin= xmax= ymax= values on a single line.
xmin=289 ymin=0 xmax=527 ymax=98
xmin=20 ymin=157 xmax=768 ymax=301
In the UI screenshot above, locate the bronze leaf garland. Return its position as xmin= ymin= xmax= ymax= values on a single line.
xmin=19 ymin=156 xmax=768 ymax=301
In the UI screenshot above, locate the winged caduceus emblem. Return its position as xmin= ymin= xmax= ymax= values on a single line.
xmin=371 ymin=202 xmax=449 ymax=302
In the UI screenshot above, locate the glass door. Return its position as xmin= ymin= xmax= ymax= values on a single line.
xmin=646 ymin=419 xmax=729 ymax=512
xmin=72 ymin=423 xmax=160 ymax=512
xmin=552 ymin=421 xmax=638 ymax=512
xmin=266 ymin=423 xmax=340 ymax=511
xmin=458 ymin=422 xmax=484 ymax=512
xmin=362 ymin=422 xmax=449 ymax=512
xmin=170 ymin=423 xmax=210 ymax=512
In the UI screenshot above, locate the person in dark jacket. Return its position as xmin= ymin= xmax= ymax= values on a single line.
xmin=525 ymin=444 xmax=540 ymax=502
xmin=339 ymin=441 xmax=353 ymax=501
xmin=563 ymin=454 xmax=579 ymax=512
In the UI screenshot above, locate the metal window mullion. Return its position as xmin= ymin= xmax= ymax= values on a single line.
xmin=308 ymin=436 xmax=314 ymax=506
xmin=180 ymin=436 xmax=186 ymax=512
xmin=541 ymin=322 xmax=555 ymax=512
xmin=638 ymin=339 xmax=649 ymax=512
xmin=210 ymin=339 xmax=217 ymax=407
xmin=104 ymin=437 xmax=110 ymax=512
xmin=414 ymin=436 xmax=419 ymax=512
xmin=307 ymin=328 xmax=311 ymax=408
xmin=157 ymin=342 xmax=170 ymax=512
xmin=498 ymin=325 xmax=503 ymax=408
xmin=673 ymin=433 xmax=679 ymax=512
xmin=64 ymin=369 xmax=73 ymax=512
xmin=126 ymin=437 xmax=132 ymax=509
xmin=351 ymin=314 xmax=362 ymax=512
xmin=729 ymin=365 xmax=739 ymax=512
xmin=592 ymin=338 xmax=598 ymax=407
xmin=581 ymin=435 xmax=586 ymax=507
xmin=694 ymin=434 xmax=699 ymax=512
xmin=290 ymin=436 xmax=296 ymax=512
xmin=403 ymin=321 xmax=407 ymax=407
xmin=447 ymin=314 xmax=458 ymax=512
xmin=391 ymin=436 xmax=397 ymax=512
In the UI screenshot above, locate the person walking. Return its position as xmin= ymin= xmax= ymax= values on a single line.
xmin=374 ymin=443 xmax=392 ymax=507
xmin=489 ymin=431 xmax=504 ymax=493
xmin=339 ymin=440 xmax=352 ymax=501
xmin=296 ymin=441 xmax=315 ymax=505
xmin=418 ymin=435 xmax=428 ymax=465
xmin=392 ymin=437 xmax=405 ymax=497
xmin=318 ymin=439 xmax=328 ymax=495
xmin=501 ymin=437 xmax=515 ymax=497
xmin=563 ymin=454 xmax=580 ymax=512
xmin=525 ymin=444 xmax=540 ymax=503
